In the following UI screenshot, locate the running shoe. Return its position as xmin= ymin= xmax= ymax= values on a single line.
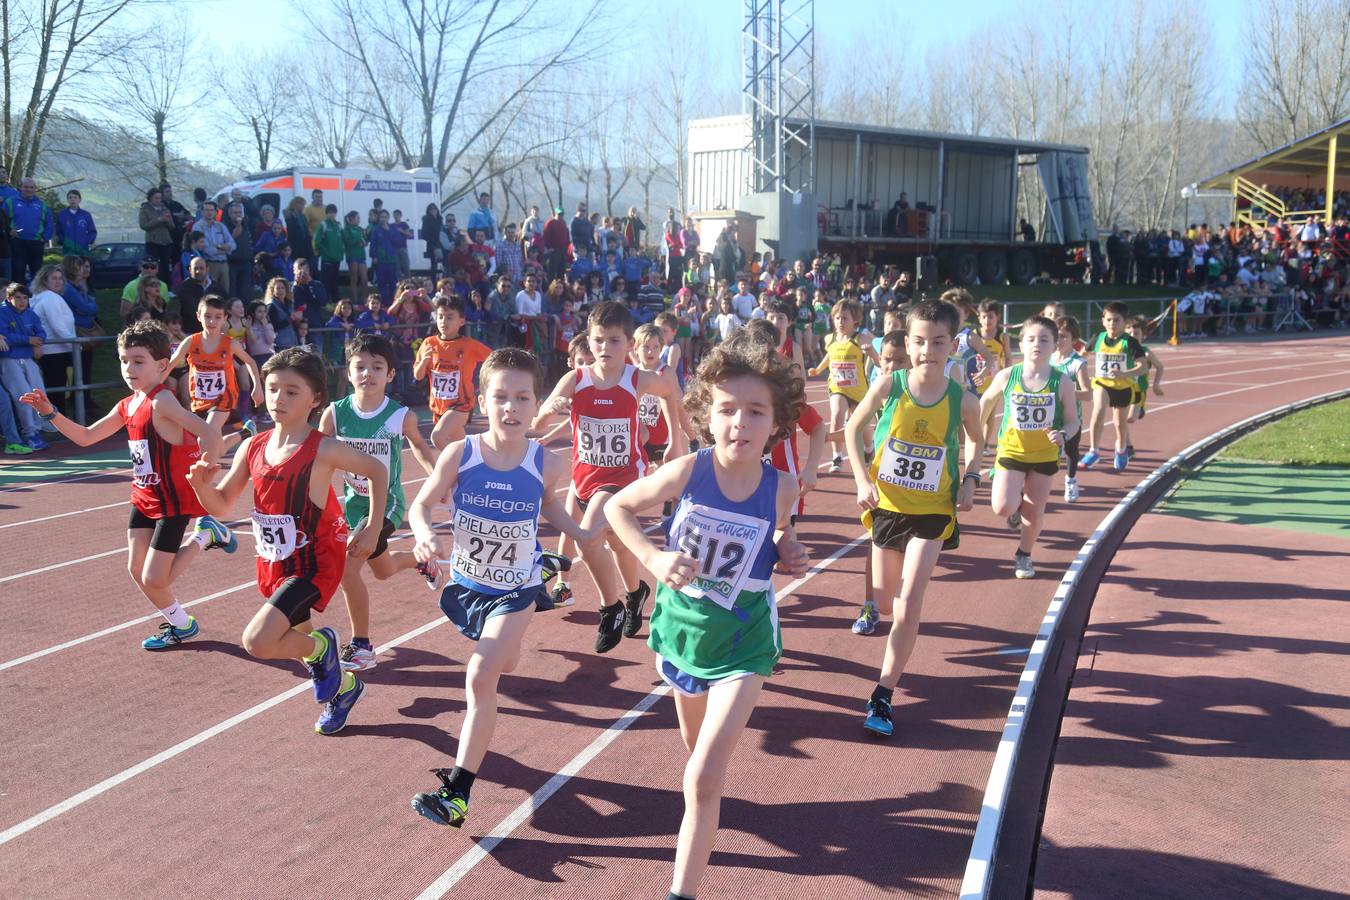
xmin=1064 ymin=478 xmax=1080 ymax=503
xmin=538 ymin=550 xmax=572 ymax=591
xmin=594 ymin=602 xmax=627 ymax=653
xmin=4 ymin=442 xmax=33 ymax=455
xmin=195 ymin=515 xmax=238 ymax=553
xmin=549 ymin=582 xmax=575 ymax=608
xmin=340 ymin=641 xmax=377 ymax=672
xmin=1079 ymin=449 xmax=1100 ymax=468
xmin=142 ymin=616 xmax=200 ymax=650
xmin=1125 ymin=444 xmax=1136 ymax=460
xmin=417 ymin=560 xmax=447 ymax=592
xmin=412 ymin=769 xmax=469 ymax=828
xmin=305 ymin=627 xmax=343 ymax=703
xmin=1007 ymin=511 xmax=1022 ymax=531
xmin=239 ymin=418 xmax=258 ymax=438
xmin=829 ymin=453 xmax=843 ymax=473
xmin=25 ymin=434 xmax=49 ymax=451
xmin=315 ymin=676 xmax=365 ymax=735
xmin=1113 ymin=451 xmax=1128 ymax=472
xmin=1014 ymin=553 xmax=1035 ymax=579
xmin=622 ymin=580 xmax=650 ymax=638
xmin=851 ymin=604 xmax=879 ymax=635
xmin=863 ymin=698 xmax=894 ymax=738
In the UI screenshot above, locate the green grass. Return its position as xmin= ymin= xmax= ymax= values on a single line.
xmin=1222 ymin=398 xmax=1350 ymax=466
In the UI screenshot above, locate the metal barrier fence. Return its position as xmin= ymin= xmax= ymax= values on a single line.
xmin=30 ymin=314 xmax=567 ymax=426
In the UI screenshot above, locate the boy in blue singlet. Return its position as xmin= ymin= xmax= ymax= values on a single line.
xmin=319 ymin=332 xmax=437 ymax=670
xmin=408 ymin=348 xmax=592 ymax=828
xmin=606 ymin=330 xmax=808 ymax=900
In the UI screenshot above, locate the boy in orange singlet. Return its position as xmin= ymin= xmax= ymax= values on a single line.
xmin=415 ymin=297 xmax=493 ymax=450
xmin=167 ymin=294 xmax=264 ymax=452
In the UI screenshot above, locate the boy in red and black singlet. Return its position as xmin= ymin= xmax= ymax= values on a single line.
xmin=188 ymin=347 xmax=390 ymax=736
xmin=533 ymin=301 xmax=685 ymax=653
xmin=21 ymin=320 xmax=235 ymax=651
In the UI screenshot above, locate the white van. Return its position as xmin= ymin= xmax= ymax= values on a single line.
xmin=213 ymin=166 xmax=441 ymax=271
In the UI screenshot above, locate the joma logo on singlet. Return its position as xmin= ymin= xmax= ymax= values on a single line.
xmin=591 ymin=398 xmax=613 ymax=405
xmin=484 ymin=481 xmax=513 ymax=491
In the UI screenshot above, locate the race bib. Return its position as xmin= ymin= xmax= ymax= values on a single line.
xmin=878 ymin=437 xmax=945 ymax=493
xmin=451 ymin=508 xmax=537 ymax=590
xmin=1009 ymin=392 xmax=1055 ymax=431
xmin=1095 ymin=352 xmax=1126 ymax=379
xmin=193 ymin=369 xmax=226 ymax=400
xmin=638 ymin=394 xmax=660 ymax=427
xmin=252 ymin=511 xmax=307 ymax=563
xmin=338 ymin=437 xmax=391 ymax=497
xmin=431 ymin=370 xmax=460 ymax=401
xmin=577 ymin=415 xmax=631 ymax=468
xmin=830 ymin=360 xmax=859 ymax=388
xmin=127 ymin=438 xmax=158 ymax=487
xmin=670 ymin=503 xmax=769 ymax=610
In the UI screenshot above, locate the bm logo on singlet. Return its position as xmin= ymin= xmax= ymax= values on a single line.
xmin=461 ymin=492 xmax=536 ymax=515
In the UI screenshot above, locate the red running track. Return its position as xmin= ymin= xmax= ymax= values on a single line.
xmin=2 ymin=333 xmax=1348 ymax=899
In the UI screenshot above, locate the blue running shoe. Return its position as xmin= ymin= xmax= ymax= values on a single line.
xmin=239 ymin=418 xmax=258 ymax=438
xmin=26 ymin=434 xmax=49 ymax=451
xmin=863 ymin=698 xmax=894 ymax=738
xmin=142 ymin=616 xmax=200 ymax=650
xmin=306 ymin=627 xmax=343 ymax=703
xmin=1080 ymin=449 xmax=1100 ymax=468
xmin=315 ymin=676 xmax=365 ymax=735
xmin=851 ymin=604 xmax=879 ymax=635
xmin=195 ymin=515 xmax=237 ymax=553
xmin=539 ymin=550 xmax=572 ymax=584
xmin=412 ymin=769 xmax=469 ymax=827
xmin=1113 ymin=451 xmax=1128 ymax=472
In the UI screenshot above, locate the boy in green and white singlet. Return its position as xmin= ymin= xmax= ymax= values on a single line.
xmin=319 ymin=332 xmax=437 ymax=670
xmin=1050 ymin=315 xmax=1092 ymax=503
xmin=979 ymin=316 xmax=1080 ymax=579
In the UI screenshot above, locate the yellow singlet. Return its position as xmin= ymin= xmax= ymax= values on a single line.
xmin=996 ymin=364 xmax=1064 ymax=464
xmin=825 ymin=335 xmax=868 ymax=403
xmin=864 ymin=369 xmax=964 ymax=527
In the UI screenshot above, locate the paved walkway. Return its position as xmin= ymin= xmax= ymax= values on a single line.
xmin=1033 ymin=473 xmax=1350 ymax=898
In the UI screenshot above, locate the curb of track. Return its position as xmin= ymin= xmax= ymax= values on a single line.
xmin=959 ymin=386 xmax=1350 ymax=900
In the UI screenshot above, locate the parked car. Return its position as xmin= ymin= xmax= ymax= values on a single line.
xmin=88 ymin=242 xmax=149 ymax=289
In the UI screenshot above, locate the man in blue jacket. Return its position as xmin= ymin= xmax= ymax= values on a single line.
xmin=465 ymin=193 xmax=496 ymax=241
xmin=54 ymin=189 xmax=97 ymax=257
xmin=6 ymin=177 xmax=53 ymax=284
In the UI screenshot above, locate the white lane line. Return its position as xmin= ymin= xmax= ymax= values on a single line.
xmin=1147 ymin=370 xmax=1347 ymax=415
xmin=0 ymin=517 xmax=673 ymax=842
xmin=0 ymin=500 xmax=130 ymax=531
xmin=0 ymin=581 xmax=254 ymax=673
xmin=414 ymin=531 xmax=870 ymax=900
xmin=0 ymin=548 xmax=124 ymax=584
xmin=0 ymin=616 xmax=448 ymax=848
xmin=0 ymin=467 xmax=128 ymax=494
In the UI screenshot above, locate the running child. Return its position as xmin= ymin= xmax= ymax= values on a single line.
xmin=408 ymin=349 xmax=593 ymax=828
xmin=539 ymin=333 xmax=595 ymax=611
xmin=978 ymin=316 xmax=1080 ymax=578
xmin=166 ymin=294 xmax=264 ymax=451
xmin=1050 ymin=316 xmax=1092 ymax=502
xmin=415 ymin=297 xmax=493 ymax=450
xmin=764 ymin=298 xmax=805 ymax=375
xmin=605 ymin=330 xmax=809 ymax=900
xmin=532 ymin=300 xmax=683 ymax=649
xmin=319 ymin=332 xmax=437 ymax=670
xmin=869 ymin=307 xmax=909 ymax=385
xmin=1124 ymin=316 xmax=1166 ymax=443
xmin=186 ymin=347 xmax=388 ymax=735
xmin=20 ymin=320 xmax=235 ymax=650
xmin=844 ymin=300 xmax=983 ymax=737
xmin=633 ymin=322 xmax=693 ymax=466
xmin=654 ymin=311 xmax=687 ymax=389
xmin=849 ymin=328 xmax=911 ymax=635
xmin=809 ymin=297 xmax=879 ymax=472
xmin=977 ymin=299 xmax=1012 ymax=451
xmin=1081 ymin=301 xmax=1148 ymax=472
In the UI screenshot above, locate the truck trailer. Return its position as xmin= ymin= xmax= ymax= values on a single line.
xmin=687 ymin=116 xmax=1099 ymax=285
xmin=213 ymin=166 xmax=440 ymax=271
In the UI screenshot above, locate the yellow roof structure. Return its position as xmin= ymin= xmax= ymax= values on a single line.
xmin=1198 ymin=117 xmax=1350 ymax=225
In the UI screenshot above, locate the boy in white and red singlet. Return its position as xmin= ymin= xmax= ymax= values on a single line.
xmin=21 ymin=320 xmax=234 ymax=650
xmin=533 ymin=301 xmax=683 ymax=653
xmin=766 ymin=297 xmax=806 ymax=376
xmin=188 ymin=347 xmax=389 ymax=735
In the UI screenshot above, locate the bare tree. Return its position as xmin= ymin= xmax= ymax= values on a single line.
xmin=223 ymin=51 xmax=300 ymax=171
xmin=294 ymin=52 xmax=361 ymax=168
xmin=1239 ymin=0 xmax=1350 ymax=151
xmin=2 ymin=0 xmax=142 ymax=176
xmin=306 ymin=0 xmax=605 ymax=205
xmin=114 ymin=22 xmax=198 ymax=185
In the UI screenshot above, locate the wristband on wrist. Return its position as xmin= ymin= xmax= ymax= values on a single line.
xmin=38 ymin=409 xmax=58 ymax=421
xmin=963 ymin=472 xmax=981 ymax=486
